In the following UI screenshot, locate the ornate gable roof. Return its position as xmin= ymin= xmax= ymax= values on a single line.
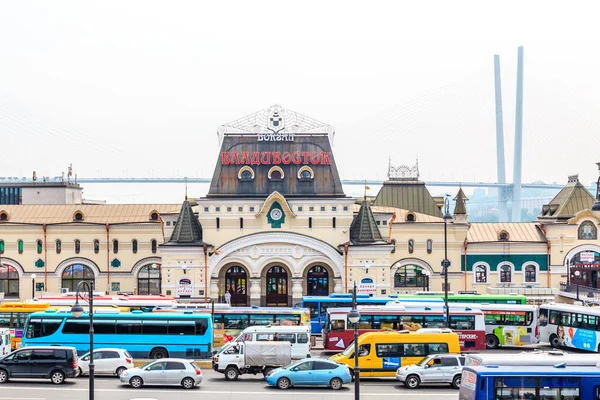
xmin=217 ymin=104 xmax=335 ymax=144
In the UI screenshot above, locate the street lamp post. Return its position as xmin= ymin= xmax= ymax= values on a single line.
xmin=348 ymin=282 xmax=361 ymax=400
xmin=31 ymin=274 xmax=36 ymax=299
xmin=442 ymin=196 xmax=452 ymax=328
xmin=574 ymin=270 xmax=581 ymax=302
xmin=71 ymin=281 xmax=95 ymax=400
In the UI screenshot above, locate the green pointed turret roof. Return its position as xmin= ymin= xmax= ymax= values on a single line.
xmin=349 ymin=197 xmax=385 ymax=245
xmin=538 ymin=175 xmax=595 ymax=220
xmin=453 ymin=188 xmax=468 ymax=215
xmin=167 ymin=199 xmax=207 ymax=246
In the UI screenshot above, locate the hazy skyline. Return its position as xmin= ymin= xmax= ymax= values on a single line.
xmin=1 ymin=0 xmax=599 ymax=200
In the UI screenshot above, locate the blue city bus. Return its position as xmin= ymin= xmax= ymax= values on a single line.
xmin=298 ymin=293 xmax=443 ymax=334
xmin=21 ymin=310 xmax=213 ymax=359
xmin=459 ymin=364 xmax=600 ymax=400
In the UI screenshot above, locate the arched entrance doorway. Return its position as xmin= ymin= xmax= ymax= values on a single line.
xmin=266 ymin=266 xmax=288 ymax=306
xmin=569 ymin=250 xmax=600 ymax=289
xmin=137 ymin=264 xmax=161 ymax=295
xmin=0 ymin=264 xmax=19 ymax=298
xmin=307 ymin=265 xmax=329 ymax=296
xmin=62 ymin=264 xmax=95 ymax=292
xmin=225 ymin=266 xmax=248 ymax=306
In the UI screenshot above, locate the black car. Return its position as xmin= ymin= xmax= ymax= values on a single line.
xmin=0 ymin=346 xmax=78 ymax=384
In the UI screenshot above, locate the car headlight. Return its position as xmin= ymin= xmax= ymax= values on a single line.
xmin=121 ymin=371 xmax=129 ymax=377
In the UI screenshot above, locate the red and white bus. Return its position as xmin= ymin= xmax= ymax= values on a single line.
xmin=28 ymin=294 xmax=176 ymax=311
xmin=323 ymin=304 xmax=486 ymax=351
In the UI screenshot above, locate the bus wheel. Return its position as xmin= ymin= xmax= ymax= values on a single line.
xmin=150 ymin=347 xmax=168 ymax=359
xmin=486 ymin=334 xmax=500 ymax=349
xmin=549 ymin=334 xmax=560 ymax=348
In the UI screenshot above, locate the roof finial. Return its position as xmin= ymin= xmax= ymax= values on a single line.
xmin=364 ymin=179 xmax=370 ymax=200
xmin=185 ymin=178 xmax=188 ymax=201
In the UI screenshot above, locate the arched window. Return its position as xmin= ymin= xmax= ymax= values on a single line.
xmin=406 ymin=213 xmax=415 ymax=222
xmin=74 ymin=240 xmax=81 ymax=254
xmin=150 ymin=212 xmax=159 ymax=221
xmin=151 ymin=239 xmax=157 ymax=254
xmin=500 ymin=265 xmax=512 ymax=283
xmin=298 ymin=166 xmax=314 ymax=180
xmin=578 ymin=221 xmax=598 ymax=240
xmin=225 ymin=266 xmax=248 ymax=306
xmin=0 ymin=212 xmax=8 ymax=221
xmin=74 ymin=212 xmax=83 ymax=221
xmin=37 ymin=240 xmax=43 ymax=254
xmin=408 ymin=239 xmax=414 ymax=254
xmin=307 ymin=265 xmax=329 ymax=296
xmin=525 ymin=265 xmax=536 ymax=283
xmin=238 ymin=166 xmax=255 ymax=181
xmin=138 ymin=264 xmax=161 ymax=295
xmin=268 ymin=166 xmax=284 ymax=180
xmin=266 ymin=266 xmax=288 ymax=306
xmin=132 ymin=239 xmax=138 ymax=254
xmin=56 ymin=240 xmax=62 ymax=254
xmin=426 ymin=239 xmax=433 ymax=254
xmin=499 ymin=231 xmax=509 ymax=241
xmin=113 ymin=239 xmax=119 ymax=254
xmin=17 ymin=240 xmax=23 ymax=254
xmin=0 ymin=240 xmax=4 ymax=254
xmin=61 ymin=264 xmax=94 ymax=292
xmin=93 ymin=239 xmax=100 ymax=254
xmin=0 ymin=264 xmax=19 ymax=297
xmin=394 ymin=266 xmax=427 ymax=288
xmin=475 ymin=265 xmax=487 ymax=283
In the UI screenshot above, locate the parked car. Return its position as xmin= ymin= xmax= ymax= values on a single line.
xmin=396 ymin=353 xmax=466 ymax=389
xmin=266 ymin=358 xmax=351 ymax=390
xmin=78 ymin=348 xmax=133 ymax=377
xmin=0 ymin=346 xmax=78 ymax=384
xmin=120 ymin=358 xmax=202 ymax=389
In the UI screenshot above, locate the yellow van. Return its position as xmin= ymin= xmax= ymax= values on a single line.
xmin=329 ymin=330 xmax=460 ymax=377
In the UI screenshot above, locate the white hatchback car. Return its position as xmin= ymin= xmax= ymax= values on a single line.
xmin=78 ymin=348 xmax=134 ymax=377
xmin=120 ymin=358 xmax=202 ymax=389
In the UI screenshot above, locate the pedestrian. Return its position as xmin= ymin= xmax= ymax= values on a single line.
xmin=224 ymin=290 xmax=231 ymax=305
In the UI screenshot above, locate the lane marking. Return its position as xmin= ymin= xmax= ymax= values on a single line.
xmin=0 ymin=387 xmax=457 ymax=397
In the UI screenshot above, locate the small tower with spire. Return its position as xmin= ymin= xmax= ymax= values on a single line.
xmin=453 ymin=187 xmax=469 ymax=224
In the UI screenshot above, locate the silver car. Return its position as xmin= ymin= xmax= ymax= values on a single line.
xmin=120 ymin=358 xmax=202 ymax=389
xmin=396 ymin=354 xmax=466 ymax=389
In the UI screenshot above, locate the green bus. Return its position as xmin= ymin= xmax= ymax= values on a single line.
xmin=390 ymin=292 xmax=528 ymax=305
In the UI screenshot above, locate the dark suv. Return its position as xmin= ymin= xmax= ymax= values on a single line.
xmin=0 ymin=346 xmax=78 ymax=384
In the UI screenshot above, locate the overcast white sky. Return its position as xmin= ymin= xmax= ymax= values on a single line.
xmin=1 ymin=0 xmax=599 ymax=201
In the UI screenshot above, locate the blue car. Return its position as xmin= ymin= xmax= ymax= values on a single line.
xmin=265 ymin=358 xmax=352 ymax=390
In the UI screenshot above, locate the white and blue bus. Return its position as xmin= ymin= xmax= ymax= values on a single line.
xmin=297 ymin=293 xmax=443 ymax=334
xmin=539 ymin=303 xmax=600 ymax=352
xmin=459 ymin=364 xmax=600 ymax=400
xmin=21 ymin=310 xmax=213 ymax=359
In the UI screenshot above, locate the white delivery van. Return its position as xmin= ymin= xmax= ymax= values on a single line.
xmin=218 ymin=325 xmax=310 ymax=360
xmin=213 ymin=341 xmax=292 ymax=380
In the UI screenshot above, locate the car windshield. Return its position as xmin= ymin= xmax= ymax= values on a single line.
xmin=342 ymin=343 xmax=355 ymax=356
xmin=140 ymin=360 xmax=155 ymax=369
xmin=416 ymin=356 xmax=431 ymax=366
xmin=284 ymin=361 xmax=303 ymax=370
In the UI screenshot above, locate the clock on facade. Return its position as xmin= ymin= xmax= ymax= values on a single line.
xmin=270 ymin=208 xmax=283 ymax=221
